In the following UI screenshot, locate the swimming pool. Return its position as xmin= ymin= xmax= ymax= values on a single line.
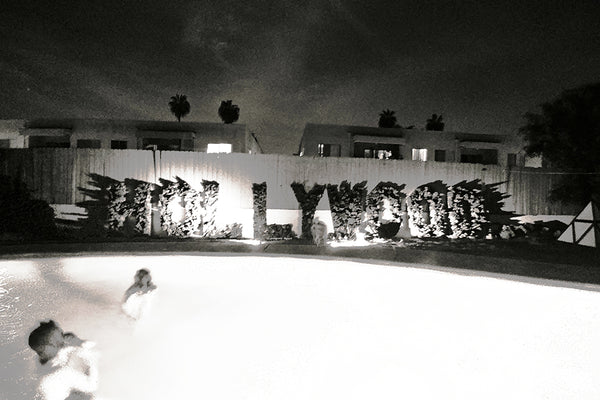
xmin=1 ymin=254 xmax=599 ymax=399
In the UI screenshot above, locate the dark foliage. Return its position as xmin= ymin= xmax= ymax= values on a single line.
xmin=77 ymin=174 xmax=121 ymax=236
xmin=326 ymin=181 xmax=368 ymax=240
xmin=407 ymin=180 xmax=450 ymax=237
xmin=200 ymin=180 xmax=220 ymax=236
xmin=290 ymin=182 xmax=326 ymax=239
xmin=169 ymin=94 xmax=191 ymax=122
xmin=364 ymin=181 xmax=406 ymax=240
xmin=378 ymin=109 xmax=397 ymax=128
xmin=124 ymin=178 xmax=155 ymax=236
xmin=218 ymin=100 xmax=240 ymax=124
xmin=407 ymin=179 xmax=511 ymax=239
xmin=447 ymin=180 xmax=488 ymax=238
xmin=425 ymin=114 xmax=445 ymax=131
xmin=519 ymin=82 xmax=600 ymax=204
xmin=252 ymin=182 xmax=267 ymax=240
xmin=264 ymin=224 xmax=295 ymax=240
xmin=378 ymin=222 xmax=401 ymax=239
xmin=211 ymin=223 xmax=243 ymax=239
xmin=158 ymin=177 xmax=191 ymax=237
xmin=78 ymin=174 xmax=219 ymax=238
xmin=0 ymin=175 xmax=57 ymax=239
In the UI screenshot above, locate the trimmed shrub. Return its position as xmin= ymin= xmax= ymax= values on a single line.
xmin=80 ymin=174 xmax=220 ymax=238
xmin=291 ymin=182 xmax=326 ymax=240
xmin=326 ymin=181 xmax=367 ymax=240
xmin=252 ymin=182 xmax=267 ymax=240
xmin=158 ymin=178 xmax=190 ymax=237
xmin=447 ymin=181 xmax=488 ymax=239
xmin=106 ymin=182 xmax=131 ymax=233
xmin=201 ymin=180 xmax=219 ymax=237
xmin=264 ymin=224 xmax=295 ymax=240
xmin=211 ymin=223 xmax=243 ymax=239
xmin=407 ymin=181 xmax=450 ymax=237
xmin=158 ymin=177 xmax=220 ymax=238
xmin=364 ymin=181 xmax=406 ymax=240
xmin=128 ymin=180 xmax=154 ymax=236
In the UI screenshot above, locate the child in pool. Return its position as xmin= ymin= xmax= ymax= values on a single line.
xmin=28 ymin=320 xmax=99 ymax=400
xmin=121 ymin=268 xmax=157 ymax=320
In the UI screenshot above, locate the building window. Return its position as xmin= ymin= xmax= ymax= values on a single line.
xmin=412 ymin=148 xmax=428 ymax=161
xmin=460 ymin=148 xmax=498 ymax=165
xmin=434 ymin=150 xmax=446 ymax=162
xmin=461 ymin=154 xmax=483 ymax=164
xmin=29 ymin=135 xmax=70 ymax=148
xmin=77 ymin=139 xmax=101 ymax=149
xmin=111 ymin=140 xmax=128 ymax=149
xmin=318 ymin=143 xmax=340 ymax=157
xmin=318 ymin=143 xmax=329 ymax=156
xmin=0 ymin=139 xmax=10 ymax=148
xmin=207 ymin=143 xmax=232 ymax=153
xmin=507 ymin=153 xmax=517 ymax=167
xmin=354 ymin=143 xmax=401 ymax=159
xmin=376 ymin=150 xmax=393 ymax=159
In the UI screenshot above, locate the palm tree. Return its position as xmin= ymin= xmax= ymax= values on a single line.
xmin=426 ymin=114 xmax=444 ymax=131
xmin=218 ymin=100 xmax=240 ymax=124
xmin=378 ymin=109 xmax=397 ymax=128
xmin=169 ymin=94 xmax=191 ymax=122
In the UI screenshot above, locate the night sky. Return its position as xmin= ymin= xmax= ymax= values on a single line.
xmin=1 ymin=0 xmax=599 ymax=153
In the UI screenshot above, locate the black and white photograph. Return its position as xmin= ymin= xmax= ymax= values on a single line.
xmin=1 ymin=0 xmax=600 ymax=398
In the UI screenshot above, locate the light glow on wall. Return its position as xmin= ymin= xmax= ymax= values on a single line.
xmin=207 ymin=143 xmax=232 ymax=153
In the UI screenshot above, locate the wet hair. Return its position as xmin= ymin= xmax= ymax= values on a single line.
xmin=28 ymin=320 xmax=62 ymax=364
xmin=134 ymin=269 xmax=151 ymax=283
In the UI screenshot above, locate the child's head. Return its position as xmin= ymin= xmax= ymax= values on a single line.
xmin=28 ymin=320 xmax=65 ymax=364
xmin=134 ymin=268 xmax=152 ymax=286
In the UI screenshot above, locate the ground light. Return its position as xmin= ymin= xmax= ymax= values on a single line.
xmin=1 ymin=254 xmax=599 ymax=399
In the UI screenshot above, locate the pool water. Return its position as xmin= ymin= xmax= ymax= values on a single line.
xmin=1 ymin=254 xmax=599 ymax=399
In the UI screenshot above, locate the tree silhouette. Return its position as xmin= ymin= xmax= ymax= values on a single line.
xmin=426 ymin=114 xmax=445 ymax=131
xmin=168 ymin=94 xmax=190 ymax=122
xmin=0 ymin=175 xmax=57 ymax=239
xmin=218 ymin=100 xmax=240 ymax=124
xmin=378 ymin=109 xmax=397 ymax=128
xmin=520 ymin=82 xmax=600 ymax=204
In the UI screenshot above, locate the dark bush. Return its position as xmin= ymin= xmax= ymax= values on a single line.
xmin=253 ymin=182 xmax=267 ymax=240
xmin=364 ymin=181 xmax=406 ymax=240
xmin=291 ymin=182 xmax=326 ymax=240
xmin=0 ymin=175 xmax=57 ymax=240
xmin=264 ymin=224 xmax=295 ymax=240
xmin=212 ymin=223 xmax=244 ymax=239
xmin=378 ymin=222 xmax=400 ymax=239
xmin=327 ymin=181 xmax=367 ymax=240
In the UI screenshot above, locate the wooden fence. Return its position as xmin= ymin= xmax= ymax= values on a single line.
xmin=0 ymin=148 xmax=581 ymax=216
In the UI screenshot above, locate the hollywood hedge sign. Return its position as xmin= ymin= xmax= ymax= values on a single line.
xmin=81 ymin=175 xmax=499 ymax=240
